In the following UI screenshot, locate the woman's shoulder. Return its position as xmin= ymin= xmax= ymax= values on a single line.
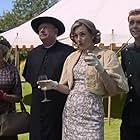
xmin=97 ymin=47 xmax=116 ymax=57
xmin=97 ymin=47 xmax=115 ymax=54
xmin=27 ymin=45 xmax=43 ymax=56
xmin=66 ymin=50 xmax=80 ymax=59
xmin=6 ymin=63 xmax=19 ymax=72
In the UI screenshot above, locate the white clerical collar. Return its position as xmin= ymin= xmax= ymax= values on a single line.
xmin=44 ymin=41 xmax=56 ymax=49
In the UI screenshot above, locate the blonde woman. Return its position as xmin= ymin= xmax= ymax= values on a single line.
xmin=37 ymin=19 xmax=129 ymax=139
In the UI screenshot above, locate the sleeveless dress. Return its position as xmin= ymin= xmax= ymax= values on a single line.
xmin=62 ymin=54 xmax=104 ymax=140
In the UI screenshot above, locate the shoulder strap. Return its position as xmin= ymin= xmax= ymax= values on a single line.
xmin=19 ymin=100 xmax=27 ymax=112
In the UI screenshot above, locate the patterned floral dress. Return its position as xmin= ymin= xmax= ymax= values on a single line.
xmin=62 ymin=54 xmax=104 ymax=140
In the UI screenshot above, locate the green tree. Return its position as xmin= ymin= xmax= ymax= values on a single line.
xmin=0 ymin=11 xmax=18 ymax=32
xmin=0 ymin=0 xmax=58 ymax=32
xmin=12 ymin=0 xmax=49 ymax=25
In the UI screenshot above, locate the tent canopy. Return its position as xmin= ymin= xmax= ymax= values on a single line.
xmin=1 ymin=0 xmax=139 ymax=48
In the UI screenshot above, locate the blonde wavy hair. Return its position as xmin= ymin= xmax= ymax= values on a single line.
xmin=70 ymin=19 xmax=101 ymax=47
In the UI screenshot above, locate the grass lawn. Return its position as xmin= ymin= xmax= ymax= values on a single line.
xmin=18 ymin=83 xmax=122 ymax=140
xmin=105 ymin=118 xmax=121 ymax=140
xmin=18 ymin=119 xmax=121 ymax=140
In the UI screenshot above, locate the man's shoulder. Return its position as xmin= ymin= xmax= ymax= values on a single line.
xmin=57 ymin=41 xmax=73 ymax=48
xmin=57 ymin=42 xmax=76 ymax=59
xmin=31 ymin=44 xmax=42 ymax=51
xmin=28 ymin=45 xmax=42 ymax=54
xmin=121 ymin=43 xmax=134 ymax=53
xmin=6 ymin=63 xmax=18 ymax=72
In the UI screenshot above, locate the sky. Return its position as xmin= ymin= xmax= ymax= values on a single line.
xmin=0 ymin=0 xmax=13 ymax=16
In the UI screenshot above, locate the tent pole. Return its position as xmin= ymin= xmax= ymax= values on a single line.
xmin=107 ymin=29 xmax=115 ymax=126
xmin=15 ymin=45 xmax=20 ymax=71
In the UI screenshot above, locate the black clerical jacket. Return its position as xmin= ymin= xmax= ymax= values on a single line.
xmin=23 ymin=41 xmax=75 ymax=140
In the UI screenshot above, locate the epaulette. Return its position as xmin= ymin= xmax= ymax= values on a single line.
xmin=121 ymin=43 xmax=134 ymax=53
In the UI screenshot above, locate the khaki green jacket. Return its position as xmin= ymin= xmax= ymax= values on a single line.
xmin=59 ymin=47 xmax=129 ymax=96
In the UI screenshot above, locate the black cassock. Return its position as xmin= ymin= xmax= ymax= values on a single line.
xmin=23 ymin=41 xmax=75 ymax=140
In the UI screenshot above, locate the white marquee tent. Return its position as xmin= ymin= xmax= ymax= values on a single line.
xmin=1 ymin=0 xmax=140 ymax=48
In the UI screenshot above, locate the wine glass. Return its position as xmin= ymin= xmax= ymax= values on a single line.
xmin=85 ymin=49 xmax=101 ymax=60
xmin=37 ymin=74 xmax=51 ymax=102
xmin=86 ymin=49 xmax=93 ymax=55
xmin=84 ymin=49 xmax=93 ymax=62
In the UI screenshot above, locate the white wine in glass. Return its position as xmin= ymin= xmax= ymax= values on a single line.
xmin=38 ymin=74 xmax=51 ymax=102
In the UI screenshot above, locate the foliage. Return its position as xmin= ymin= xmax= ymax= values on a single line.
xmin=8 ymin=48 xmax=30 ymax=64
xmin=19 ymin=48 xmax=30 ymax=61
xmin=104 ymin=118 xmax=121 ymax=140
xmin=0 ymin=11 xmax=17 ymax=32
xmin=12 ymin=0 xmax=50 ymax=24
xmin=0 ymin=0 xmax=59 ymax=32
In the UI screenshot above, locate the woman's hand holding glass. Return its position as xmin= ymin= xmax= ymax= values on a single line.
xmin=84 ymin=52 xmax=104 ymax=73
xmin=37 ymin=79 xmax=58 ymax=91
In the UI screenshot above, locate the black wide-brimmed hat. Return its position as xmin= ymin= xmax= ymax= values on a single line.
xmin=31 ymin=16 xmax=65 ymax=36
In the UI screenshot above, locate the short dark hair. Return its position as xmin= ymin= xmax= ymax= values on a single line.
xmin=128 ymin=9 xmax=140 ymax=21
xmin=0 ymin=36 xmax=11 ymax=49
xmin=0 ymin=36 xmax=11 ymax=57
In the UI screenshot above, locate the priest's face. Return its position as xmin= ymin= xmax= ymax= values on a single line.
xmin=38 ymin=23 xmax=58 ymax=43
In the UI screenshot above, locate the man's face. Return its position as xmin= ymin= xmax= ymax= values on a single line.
xmin=129 ymin=14 xmax=140 ymax=39
xmin=38 ymin=23 xmax=58 ymax=42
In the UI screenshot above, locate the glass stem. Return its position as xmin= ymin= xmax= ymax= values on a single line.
xmin=43 ymin=91 xmax=47 ymax=99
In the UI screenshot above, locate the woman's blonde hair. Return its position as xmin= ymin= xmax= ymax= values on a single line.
xmin=70 ymin=19 xmax=101 ymax=45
